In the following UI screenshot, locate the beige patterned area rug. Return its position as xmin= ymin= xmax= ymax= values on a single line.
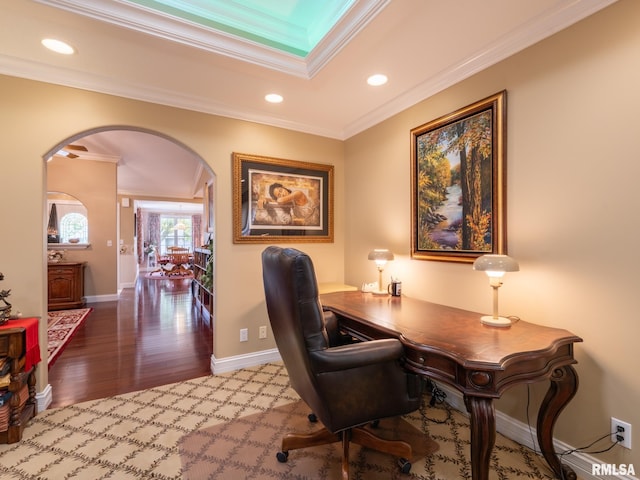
xmin=179 ymin=399 xmax=439 ymax=479
xmin=0 ymin=363 xmax=557 ymax=479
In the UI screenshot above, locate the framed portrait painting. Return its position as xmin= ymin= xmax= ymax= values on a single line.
xmin=232 ymin=153 xmax=334 ymax=243
xmin=410 ymin=91 xmax=507 ymax=263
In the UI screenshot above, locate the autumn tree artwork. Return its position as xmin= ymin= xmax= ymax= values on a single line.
xmin=411 ymin=91 xmax=506 ymax=262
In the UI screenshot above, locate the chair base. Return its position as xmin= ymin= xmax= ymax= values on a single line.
xmin=278 ymin=423 xmax=413 ymax=479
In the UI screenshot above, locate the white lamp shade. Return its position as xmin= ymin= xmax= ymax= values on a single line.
xmin=473 ymin=254 xmax=519 ymax=275
xmin=368 ymin=249 xmax=394 ymax=266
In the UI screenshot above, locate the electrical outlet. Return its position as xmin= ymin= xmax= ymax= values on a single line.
xmin=240 ymin=328 xmax=248 ymax=342
xmin=611 ymin=417 xmax=632 ymax=449
xmin=259 ymin=326 xmax=267 ymax=339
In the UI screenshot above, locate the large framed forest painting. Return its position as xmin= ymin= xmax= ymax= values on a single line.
xmin=410 ymin=91 xmax=507 ymax=263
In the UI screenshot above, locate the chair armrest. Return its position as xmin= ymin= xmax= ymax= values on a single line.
xmin=309 ymin=338 xmax=404 ymax=374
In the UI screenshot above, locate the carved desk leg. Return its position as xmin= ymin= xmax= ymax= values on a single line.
xmin=465 ymin=395 xmax=495 ymax=480
xmin=537 ymin=365 xmax=579 ymax=480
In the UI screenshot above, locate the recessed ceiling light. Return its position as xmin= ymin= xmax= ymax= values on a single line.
xmin=367 ymin=74 xmax=388 ymax=86
xmin=265 ymin=93 xmax=283 ymax=104
xmin=42 ymin=38 xmax=75 ymax=55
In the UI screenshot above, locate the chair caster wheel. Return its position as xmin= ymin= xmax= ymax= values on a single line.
xmin=398 ymin=458 xmax=411 ymax=474
xmin=308 ymin=413 xmax=318 ymax=423
xmin=276 ymin=451 xmax=289 ymax=463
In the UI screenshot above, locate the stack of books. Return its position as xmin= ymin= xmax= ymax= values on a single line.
xmin=0 ymin=385 xmax=28 ymax=431
xmin=0 ymin=357 xmax=13 ymax=431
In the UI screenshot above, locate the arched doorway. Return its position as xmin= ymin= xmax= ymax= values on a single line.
xmin=44 ymin=126 xmax=216 ymax=407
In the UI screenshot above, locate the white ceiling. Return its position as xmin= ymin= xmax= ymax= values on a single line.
xmin=62 ymin=129 xmax=209 ymax=200
xmin=1 ymin=0 xmax=617 ymax=199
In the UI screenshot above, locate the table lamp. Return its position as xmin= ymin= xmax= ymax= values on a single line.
xmin=473 ymin=254 xmax=519 ymax=327
xmin=368 ymin=249 xmax=394 ymax=295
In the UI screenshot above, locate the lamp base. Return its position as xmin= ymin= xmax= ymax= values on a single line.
xmin=371 ymin=290 xmax=389 ymax=296
xmin=480 ymin=315 xmax=512 ymax=327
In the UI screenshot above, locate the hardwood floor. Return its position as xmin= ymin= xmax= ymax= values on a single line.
xmin=47 ymin=276 xmax=213 ymax=408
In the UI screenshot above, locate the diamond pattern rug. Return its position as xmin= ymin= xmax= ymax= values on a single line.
xmin=179 ymin=399 xmax=439 ymax=479
xmin=0 ymin=363 xmax=558 ymax=479
xmin=46 ymin=308 xmax=92 ymax=367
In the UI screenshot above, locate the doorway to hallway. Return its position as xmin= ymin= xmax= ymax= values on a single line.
xmin=47 ymin=275 xmax=213 ymax=408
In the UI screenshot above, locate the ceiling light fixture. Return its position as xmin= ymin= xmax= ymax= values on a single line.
xmin=41 ymin=38 xmax=75 ymax=55
xmin=367 ymin=74 xmax=388 ymax=86
xmin=173 ymin=221 xmax=187 ymax=231
xmin=265 ymin=93 xmax=283 ymax=104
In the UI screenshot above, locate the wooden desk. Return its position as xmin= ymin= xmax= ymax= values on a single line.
xmin=320 ymin=291 xmax=582 ymax=480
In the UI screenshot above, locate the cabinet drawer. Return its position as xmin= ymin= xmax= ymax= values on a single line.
xmin=48 ymin=266 xmax=76 ymax=276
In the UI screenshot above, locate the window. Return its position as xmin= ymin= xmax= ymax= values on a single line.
xmin=47 ymin=192 xmax=88 ymax=245
xmin=59 ymin=212 xmax=88 ymax=243
xmin=160 ymin=215 xmax=192 ymax=253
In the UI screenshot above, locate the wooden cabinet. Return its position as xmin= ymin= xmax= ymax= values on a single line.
xmin=0 ymin=321 xmax=38 ymax=444
xmin=192 ymin=248 xmax=213 ymax=323
xmin=48 ymin=262 xmax=85 ymax=311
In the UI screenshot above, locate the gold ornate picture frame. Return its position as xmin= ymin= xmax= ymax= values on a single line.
xmin=410 ymin=91 xmax=507 ymax=262
xmin=232 ymin=153 xmax=334 ymax=243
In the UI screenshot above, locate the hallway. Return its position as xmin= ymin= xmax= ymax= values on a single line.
xmin=47 ymin=276 xmax=213 ymax=408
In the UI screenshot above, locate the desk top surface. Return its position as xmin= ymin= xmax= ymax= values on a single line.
xmin=320 ymin=291 xmax=582 ymax=366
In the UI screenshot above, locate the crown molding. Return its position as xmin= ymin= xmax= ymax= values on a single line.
xmin=52 ymin=151 xmax=120 ymax=163
xmin=341 ymin=0 xmax=619 ymax=139
xmin=8 ymin=0 xmax=619 ymax=141
xmin=117 ymin=188 xmax=202 ymax=200
xmin=305 ymin=0 xmax=390 ymax=77
xmin=35 ymin=0 xmax=388 ymax=79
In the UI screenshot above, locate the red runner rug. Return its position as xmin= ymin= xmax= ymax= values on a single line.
xmin=47 ymin=308 xmax=92 ymax=368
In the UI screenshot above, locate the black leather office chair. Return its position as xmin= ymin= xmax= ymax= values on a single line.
xmin=261 ymin=246 xmax=422 ymax=478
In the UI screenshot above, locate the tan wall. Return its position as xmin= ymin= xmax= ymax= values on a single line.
xmin=48 ymin=157 xmax=117 ymax=296
xmin=117 ymin=194 xmax=135 ymax=255
xmin=0 ymin=75 xmax=345 ymax=394
xmin=344 ymin=0 xmax=639 ymax=466
xmin=2 ymin=0 xmax=638 ymax=467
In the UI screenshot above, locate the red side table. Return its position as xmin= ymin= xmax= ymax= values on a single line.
xmin=0 ymin=317 xmax=40 ymax=443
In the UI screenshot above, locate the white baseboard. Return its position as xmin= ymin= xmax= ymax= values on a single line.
xmin=83 ymin=294 xmax=119 ymax=303
xmin=210 ymin=348 xmax=281 ymax=374
xmin=437 ymin=384 xmax=637 ymax=480
xmin=36 ymin=383 xmax=53 ymax=412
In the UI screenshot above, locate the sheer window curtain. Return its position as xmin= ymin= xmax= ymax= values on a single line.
xmin=149 ymin=213 xmax=161 ymax=254
xmin=192 ymin=214 xmax=201 ymax=251
xmin=136 ymin=208 xmax=143 ymax=265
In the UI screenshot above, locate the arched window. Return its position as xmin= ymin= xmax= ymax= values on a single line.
xmin=59 ymin=212 xmax=88 ymax=243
